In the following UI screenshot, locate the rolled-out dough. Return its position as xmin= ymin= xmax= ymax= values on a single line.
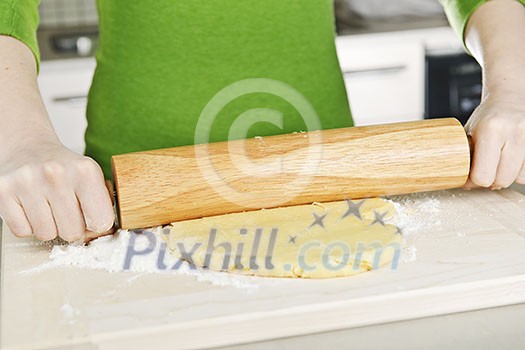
xmin=166 ymin=198 xmax=402 ymax=278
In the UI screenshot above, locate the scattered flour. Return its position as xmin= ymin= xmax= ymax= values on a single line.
xmin=388 ymin=193 xmax=442 ymax=238
xmin=386 ymin=191 xmax=445 ymax=263
xmin=20 ymin=227 xmax=259 ymax=290
xmin=402 ymin=245 xmax=418 ymax=263
xmin=60 ymin=303 xmax=81 ymax=325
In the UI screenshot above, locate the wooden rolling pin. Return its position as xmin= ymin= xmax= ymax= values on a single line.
xmin=110 ymin=118 xmax=470 ymax=229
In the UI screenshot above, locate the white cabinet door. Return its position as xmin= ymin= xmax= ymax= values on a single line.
xmin=37 ymin=58 xmax=96 ymax=154
xmin=336 ymin=34 xmax=425 ymax=126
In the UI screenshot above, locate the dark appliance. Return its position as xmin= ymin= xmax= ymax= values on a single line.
xmin=425 ymin=51 xmax=482 ymax=125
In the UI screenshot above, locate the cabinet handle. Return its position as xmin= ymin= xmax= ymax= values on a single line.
xmin=52 ymin=95 xmax=88 ymax=106
xmin=343 ymin=65 xmax=406 ymax=77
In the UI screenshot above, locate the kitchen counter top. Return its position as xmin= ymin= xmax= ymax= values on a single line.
xmin=218 ymin=302 xmax=525 ymax=350
xmin=2 ymin=188 xmax=525 ymax=349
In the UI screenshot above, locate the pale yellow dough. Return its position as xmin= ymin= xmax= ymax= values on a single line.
xmin=166 ymin=198 xmax=402 ymax=278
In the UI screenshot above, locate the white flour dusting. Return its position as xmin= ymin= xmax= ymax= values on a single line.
xmin=387 ymin=191 xmax=444 ymax=263
xmin=60 ymin=303 xmax=81 ymax=325
xmin=21 ymin=227 xmax=259 ymax=290
xmin=388 ymin=194 xmax=442 ymax=237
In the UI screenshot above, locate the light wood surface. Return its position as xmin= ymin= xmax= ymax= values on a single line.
xmin=112 ymin=118 xmax=470 ymax=229
xmin=2 ymin=189 xmax=525 ymax=350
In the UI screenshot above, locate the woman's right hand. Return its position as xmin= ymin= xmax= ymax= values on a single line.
xmin=0 ymin=140 xmax=115 ymax=242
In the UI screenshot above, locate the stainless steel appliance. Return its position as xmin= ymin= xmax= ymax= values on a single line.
xmin=38 ymin=0 xmax=98 ymax=60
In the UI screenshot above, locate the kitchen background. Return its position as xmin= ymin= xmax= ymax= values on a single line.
xmin=37 ymin=0 xmax=484 ymax=161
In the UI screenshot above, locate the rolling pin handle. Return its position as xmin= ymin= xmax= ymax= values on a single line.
xmin=105 ymin=180 xmax=116 ymax=206
xmin=104 ymin=179 xmax=119 ymax=232
xmin=84 ymin=180 xmax=118 ymax=244
xmin=467 ymin=135 xmax=474 ymax=166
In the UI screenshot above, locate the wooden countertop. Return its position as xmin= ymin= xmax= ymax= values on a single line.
xmin=2 ymin=189 xmax=525 ymax=350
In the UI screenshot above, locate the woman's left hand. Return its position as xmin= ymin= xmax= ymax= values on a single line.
xmin=464 ymin=90 xmax=525 ymax=189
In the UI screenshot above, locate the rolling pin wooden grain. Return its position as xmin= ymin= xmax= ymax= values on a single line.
xmin=110 ymin=118 xmax=470 ymax=229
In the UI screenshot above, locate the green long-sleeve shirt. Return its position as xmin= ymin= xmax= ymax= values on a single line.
xmin=1 ymin=0 xmax=523 ymax=179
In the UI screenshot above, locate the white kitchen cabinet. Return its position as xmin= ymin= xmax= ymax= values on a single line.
xmin=37 ymin=58 xmax=96 ymax=154
xmin=336 ymin=27 xmax=463 ymax=126
xmin=336 ymin=35 xmax=425 ymax=126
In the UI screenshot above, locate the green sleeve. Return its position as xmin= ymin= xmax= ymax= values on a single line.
xmin=0 ymin=0 xmax=40 ymax=69
xmin=440 ymin=0 xmax=525 ymax=45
